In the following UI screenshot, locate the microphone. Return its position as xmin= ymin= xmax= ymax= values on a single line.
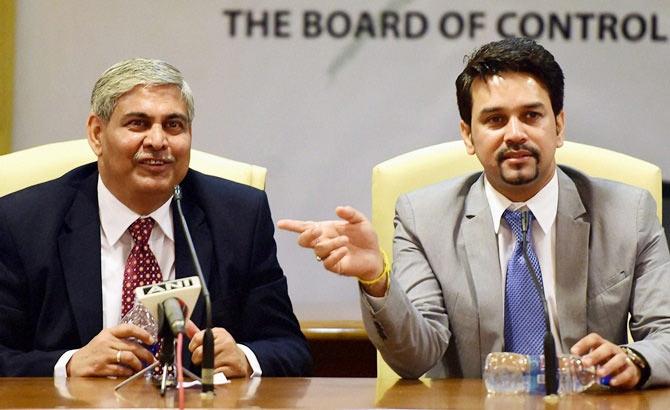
xmin=154 ymin=297 xmax=189 ymax=395
xmin=156 ymin=298 xmax=186 ymax=367
xmin=520 ymin=211 xmax=558 ymax=395
xmin=173 ymin=185 xmax=215 ymax=394
xmin=161 ymin=297 xmax=187 ymax=335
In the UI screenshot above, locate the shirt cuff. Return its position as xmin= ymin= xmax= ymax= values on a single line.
xmin=237 ymin=344 xmax=262 ymax=378
xmin=54 ymin=349 xmax=78 ymax=378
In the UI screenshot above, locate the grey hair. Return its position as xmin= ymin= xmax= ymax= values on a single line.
xmin=90 ymin=58 xmax=195 ymax=123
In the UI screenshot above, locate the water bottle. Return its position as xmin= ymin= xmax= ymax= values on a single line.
xmin=484 ymin=352 xmax=598 ymax=395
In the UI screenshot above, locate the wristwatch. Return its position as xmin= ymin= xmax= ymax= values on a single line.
xmin=621 ymin=346 xmax=650 ymax=388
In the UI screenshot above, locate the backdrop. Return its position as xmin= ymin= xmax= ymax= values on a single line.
xmin=10 ymin=0 xmax=670 ymax=321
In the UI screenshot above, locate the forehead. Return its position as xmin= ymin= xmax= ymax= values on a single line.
xmin=470 ymin=72 xmax=552 ymax=112
xmin=112 ymin=84 xmax=187 ymax=117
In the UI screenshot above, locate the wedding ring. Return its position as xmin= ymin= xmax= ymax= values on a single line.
xmin=316 ymin=255 xmax=323 ymax=262
xmin=116 ymin=350 xmax=122 ymax=364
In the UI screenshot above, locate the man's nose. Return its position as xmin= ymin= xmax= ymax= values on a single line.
xmin=144 ymin=124 xmax=167 ymax=150
xmin=503 ymin=116 xmax=527 ymax=146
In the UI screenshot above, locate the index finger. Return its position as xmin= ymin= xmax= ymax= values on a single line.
xmin=570 ymin=332 xmax=605 ymax=356
xmin=186 ymin=319 xmax=200 ymax=339
xmin=119 ymin=339 xmax=156 ymax=367
xmin=277 ymin=219 xmax=312 ymax=233
xmin=110 ymin=323 xmax=154 ymax=345
xmin=189 ymin=328 xmax=204 ymax=351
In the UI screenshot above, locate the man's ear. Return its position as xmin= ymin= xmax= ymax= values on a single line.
xmin=460 ymin=120 xmax=475 ymax=155
xmin=86 ymin=113 xmax=104 ymax=156
xmin=555 ymin=110 xmax=565 ymax=148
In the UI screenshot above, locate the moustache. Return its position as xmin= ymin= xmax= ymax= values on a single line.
xmin=134 ymin=153 xmax=176 ymax=164
xmin=496 ymin=144 xmax=540 ymax=164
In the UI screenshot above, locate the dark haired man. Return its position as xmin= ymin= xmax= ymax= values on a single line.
xmin=280 ymin=38 xmax=670 ymax=389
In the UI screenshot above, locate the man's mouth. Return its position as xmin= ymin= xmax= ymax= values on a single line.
xmin=139 ymin=158 xmax=172 ymax=165
xmin=503 ymin=151 xmax=533 ymax=160
xmin=497 ymin=145 xmax=539 ymax=164
xmin=135 ymin=156 xmax=176 ymax=171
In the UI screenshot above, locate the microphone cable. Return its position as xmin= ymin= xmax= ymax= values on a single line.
xmin=177 ymin=332 xmax=185 ymax=410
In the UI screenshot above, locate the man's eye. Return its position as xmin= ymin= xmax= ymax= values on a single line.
xmin=486 ymin=115 xmax=504 ymax=125
xmin=526 ymin=111 xmax=542 ymax=120
xmin=165 ymin=120 xmax=184 ymax=130
xmin=127 ymin=119 xmax=146 ymax=128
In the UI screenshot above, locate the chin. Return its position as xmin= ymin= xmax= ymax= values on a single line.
xmin=501 ymin=171 xmax=539 ymax=186
xmin=133 ymin=179 xmax=176 ymax=197
xmin=499 ymin=163 xmax=538 ymax=184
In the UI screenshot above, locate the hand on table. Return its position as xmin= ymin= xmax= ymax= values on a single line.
xmin=571 ymin=332 xmax=642 ymax=390
xmin=186 ymin=321 xmax=251 ymax=378
xmin=67 ymin=323 xmax=155 ymax=377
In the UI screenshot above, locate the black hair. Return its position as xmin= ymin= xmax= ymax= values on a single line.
xmin=455 ymin=37 xmax=564 ymax=124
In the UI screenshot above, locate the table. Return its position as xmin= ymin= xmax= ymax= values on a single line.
xmin=1 ymin=377 xmax=669 ymax=408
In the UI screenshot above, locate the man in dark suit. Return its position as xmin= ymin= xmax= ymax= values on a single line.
xmin=0 ymin=58 xmax=311 ymax=378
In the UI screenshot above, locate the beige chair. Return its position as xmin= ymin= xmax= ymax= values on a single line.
xmin=371 ymin=140 xmax=663 ymax=378
xmin=0 ymin=139 xmax=267 ymax=196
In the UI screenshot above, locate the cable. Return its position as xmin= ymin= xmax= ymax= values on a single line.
xmin=177 ymin=332 xmax=185 ymax=410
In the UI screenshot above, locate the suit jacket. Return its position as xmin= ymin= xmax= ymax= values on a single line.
xmin=361 ymin=166 xmax=670 ymax=387
xmin=0 ymin=163 xmax=312 ymax=376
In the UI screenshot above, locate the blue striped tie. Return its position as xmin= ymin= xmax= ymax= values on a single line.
xmin=503 ymin=210 xmax=545 ymax=355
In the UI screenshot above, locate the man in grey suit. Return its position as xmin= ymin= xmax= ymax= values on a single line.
xmin=279 ymin=37 xmax=670 ymax=390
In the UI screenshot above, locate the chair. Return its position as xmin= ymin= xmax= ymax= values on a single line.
xmin=299 ymin=320 xmax=377 ymax=377
xmin=0 ymin=139 xmax=267 ymax=196
xmin=371 ymin=140 xmax=663 ymax=378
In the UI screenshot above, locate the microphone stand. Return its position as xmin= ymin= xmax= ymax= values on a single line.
xmin=115 ymin=300 xmax=201 ymax=392
xmin=174 ymin=185 xmax=215 ymax=394
xmin=155 ymin=300 xmax=202 ymax=396
xmin=114 ymin=359 xmax=160 ymax=392
xmin=521 ymin=211 xmax=559 ymax=395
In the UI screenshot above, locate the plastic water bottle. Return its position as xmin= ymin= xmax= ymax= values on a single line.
xmin=484 ymin=352 xmax=598 ymax=395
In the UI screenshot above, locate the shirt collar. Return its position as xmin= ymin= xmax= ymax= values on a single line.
xmin=484 ymin=168 xmax=559 ymax=235
xmin=97 ymin=176 xmax=174 ymax=245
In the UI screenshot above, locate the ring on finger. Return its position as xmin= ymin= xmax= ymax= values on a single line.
xmin=116 ymin=350 xmax=122 ymax=364
xmin=315 ymin=255 xmax=323 ymax=262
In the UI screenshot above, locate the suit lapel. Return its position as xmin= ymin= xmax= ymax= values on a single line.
xmin=58 ymin=172 xmax=103 ymax=345
xmin=462 ymin=176 xmax=505 ymax=366
xmin=554 ymin=169 xmax=590 ymax=352
xmin=172 ymin=192 xmax=212 ymax=325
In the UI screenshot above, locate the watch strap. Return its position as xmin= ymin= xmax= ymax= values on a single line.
xmin=621 ymin=346 xmax=651 ymax=388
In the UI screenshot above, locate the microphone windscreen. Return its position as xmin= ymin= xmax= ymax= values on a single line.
xmin=162 ymin=297 xmax=187 ymax=335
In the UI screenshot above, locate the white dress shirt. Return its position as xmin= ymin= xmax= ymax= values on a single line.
xmin=98 ymin=177 xmax=175 ymax=327
xmin=484 ymin=169 xmax=562 ymax=352
xmin=54 ymin=177 xmax=261 ymax=377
